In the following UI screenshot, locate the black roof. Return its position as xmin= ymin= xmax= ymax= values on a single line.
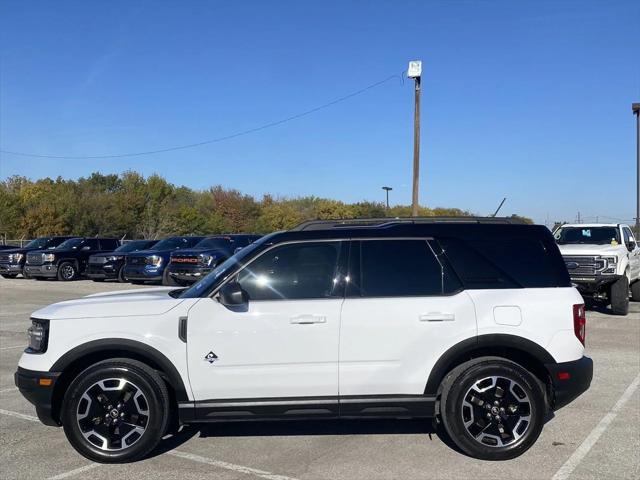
xmin=292 ymin=217 xmax=527 ymax=231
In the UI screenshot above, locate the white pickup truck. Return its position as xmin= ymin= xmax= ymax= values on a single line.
xmin=554 ymin=223 xmax=640 ymax=315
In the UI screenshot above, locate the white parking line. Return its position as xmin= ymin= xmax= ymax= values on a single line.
xmin=46 ymin=464 xmax=100 ymax=480
xmin=551 ymin=372 xmax=640 ymax=480
xmin=0 ymin=345 xmax=25 ymax=350
xmin=0 ymin=408 xmax=39 ymax=422
xmin=168 ymin=450 xmax=300 ymax=480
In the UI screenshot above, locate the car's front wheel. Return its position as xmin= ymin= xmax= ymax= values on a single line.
xmin=610 ymin=275 xmax=630 ymax=315
xmin=57 ymin=262 xmax=78 ymax=281
xmin=439 ymin=358 xmax=546 ymax=460
xmin=61 ymin=358 xmax=170 ymax=463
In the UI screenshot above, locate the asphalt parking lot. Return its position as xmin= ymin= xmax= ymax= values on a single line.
xmin=0 ymin=277 xmax=638 ymax=480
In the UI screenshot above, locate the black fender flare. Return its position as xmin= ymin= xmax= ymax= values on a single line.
xmin=50 ymin=338 xmax=189 ymax=401
xmin=424 ymin=334 xmax=556 ymax=395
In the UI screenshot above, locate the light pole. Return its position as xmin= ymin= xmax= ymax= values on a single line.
xmin=633 ymin=103 xmax=640 ymax=237
xmin=408 ymin=60 xmax=422 ymax=217
xmin=382 ymin=186 xmax=393 ymax=210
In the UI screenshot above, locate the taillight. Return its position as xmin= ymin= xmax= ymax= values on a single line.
xmin=573 ymin=304 xmax=586 ymax=346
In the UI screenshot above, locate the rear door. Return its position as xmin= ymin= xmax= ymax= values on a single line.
xmin=339 ymin=238 xmax=477 ymax=398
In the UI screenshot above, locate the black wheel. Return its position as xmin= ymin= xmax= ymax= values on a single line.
xmin=610 ymin=275 xmax=629 ymax=315
xmin=61 ymin=358 xmax=169 ymax=463
xmin=440 ymin=358 xmax=545 ymax=460
xmin=22 ymin=270 xmax=31 ymax=279
xmin=57 ymin=262 xmax=78 ymax=281
xmin=1 ymin=274 xmax=18 ymax=279
xmin=117 ymin=267 xmax=127 ymax=283
xmin=630 ymin=280 xmax=640 ymax=302
xmin=162 ymin=268 xmax=178 ymax=286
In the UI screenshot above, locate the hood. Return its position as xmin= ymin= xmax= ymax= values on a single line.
xmin=558 ymin=243 xmax=624 ymax=256
xmin=128 ymin=248 xmax=175 ymax=257
xmin=31 ymin=287 xmax=184 ymax=320
xmin=172 ymin=247 xmax=230 ymax=257
xmin=0 ymin=247 xmax=26 ymax=255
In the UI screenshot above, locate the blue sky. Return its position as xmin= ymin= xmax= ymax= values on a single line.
xmin=1 ymin=0 xmax=638 ymax=226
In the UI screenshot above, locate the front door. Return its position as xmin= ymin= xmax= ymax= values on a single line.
xmin=186 ymin=240 xmax=347 ymax=404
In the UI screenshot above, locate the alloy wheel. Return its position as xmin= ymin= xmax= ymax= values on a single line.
xmin=60 ymin=264 xmax=75 ymax=280
xmin=461 ymin=375 xmax=532 ymax=448
xmin=76 ymin=378 xmax=150 ymax=451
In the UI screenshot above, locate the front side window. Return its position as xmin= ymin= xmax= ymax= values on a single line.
xmin=352 ymin=239 xmax=446 ymax=297
xmin=237 ymin=242 xmax=342 ymax=301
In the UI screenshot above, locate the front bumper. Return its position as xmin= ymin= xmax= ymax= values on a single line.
xmin=24 ymin=264 xmax=58 ymax=278
xmin=14 ymin=367 xmax=61 ymax=426
xmin=123 ymin=265 xmax=163 ymax=282
xmin=546 ymin=356 xmax=593 ymax=410
xmin=167 ymin=264 xmax=213 ymax=283
xmin=571 ymin=275 xmax=621 ymax=294
xmin=0 ymin=263 xmax=23 ymax=274
xmin=86 ymin=263 xmax=119 ymax=280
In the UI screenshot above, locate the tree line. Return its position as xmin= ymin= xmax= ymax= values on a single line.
xmin=0 ymin=171 xmax=532 ymax=240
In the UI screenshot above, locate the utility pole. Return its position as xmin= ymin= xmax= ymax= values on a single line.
xmin=408 ymin=60 xmax=422 ymax=217
xmin=382 ymin=186 xmax=393 ymax=210
xmin=633 ymin=103 xmax=640 ymax=237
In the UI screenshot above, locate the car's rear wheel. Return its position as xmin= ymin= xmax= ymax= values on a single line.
xmin=610 ymin=275 xmax=630 ymax=315
xmin=61 ymin=358 xmax=169 ymax=463
xmin=57 ymin=262 xmax=78 ymax=281
xmin=630 ymin=280 xmax=640 ymax=302
xmin=440 ymin=358 xmax=545 ymax=460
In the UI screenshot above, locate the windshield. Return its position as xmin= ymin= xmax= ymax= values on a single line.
xmin=55 ymin=238 xmax=85 ymax=250
xmin=25 ymin=237 xmax=53 ymax=249
xmin=555 ymin=227 xmax=621 ymax=245
xmin=194 ymin=237 xmax=233 ymax=250
xmin=179 ymin=233 xmax=278 ymax=298
xmin=115 ymin=240 xmax=155 ymax=253
xmin=152 ymin=237 xmax=197 ymax=250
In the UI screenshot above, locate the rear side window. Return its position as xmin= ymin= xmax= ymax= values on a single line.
xmin=351 ymin=240 xmax=456 ymax=297
xmin=84 ymin=239 xmax=100 ymax=250
xmin=439 ymin=237 xmax=563 ymax=288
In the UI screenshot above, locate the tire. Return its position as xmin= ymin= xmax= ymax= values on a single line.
xmin=57 ymin=261 xmax=78 ymax=281
xmin=439 ymin=358 xmax=546 ymax=460
xmin=61 ymin=358 xmax=170 ymax=463
xmin=117 ymin=267 xmax=127 ymax=283
xmin=1 ymin=274 xmax=18 ymax=279
xmin=630 ymin=280 xmax=640 ymax=302
xmin=162 ymin=268 xmax=178 ymax=286
xmin=610 ymin=275 xmax=630 ymax=315
xmin=22 ymin=270 xmax=31 ymax=279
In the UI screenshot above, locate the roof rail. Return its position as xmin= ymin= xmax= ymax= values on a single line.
xmin=292 ymin=216 xmax=527 ymax=231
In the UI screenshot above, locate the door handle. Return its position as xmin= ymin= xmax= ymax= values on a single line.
xmin=419 ymin=312 xmax=455 ymax=322
xmin=290 ymin=314 xmax=327 ymax=324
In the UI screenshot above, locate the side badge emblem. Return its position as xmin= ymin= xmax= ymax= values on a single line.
xmin=204 ymin=351 xmax=218 ymax=364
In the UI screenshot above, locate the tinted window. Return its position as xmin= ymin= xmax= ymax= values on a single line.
xmin=99 ymin=239 xmax=119 ymax=250
xmin=195 ymin=237 xmax=233 ymax=250
xmin=556 ymin=227 xmax=620 ymax=245
xmin=84 ymin=239 xmax=100 ymax=250
xmin=237 ymin=242 xmax=342 ymax=301
xmin=115 ymin=240 xmax=156 ymax=253
xmin=440 ymin=237 xmax=563 ymax=288
xmin=355 ymin=240 xmax=444 ymax=297
xmin=152 ymin=237 xmax=200 ymax=250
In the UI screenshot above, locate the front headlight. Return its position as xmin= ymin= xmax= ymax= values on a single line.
xmin=43 ymin=253 xmax=55 ymax=262
xmin=200 ymin=254 xmax=216 ymax=266
xmin=602 ymin=256 xmax=618 ymax=265
xmin=27 ymin=318 xmax=49 ymax=353
xmin=145 ymin=255 xmax=162 ymax=266
xmin=9 ymin=253 xmax=24 ymax=262
xmin=106 ymin=255 xmax=124 ymax=262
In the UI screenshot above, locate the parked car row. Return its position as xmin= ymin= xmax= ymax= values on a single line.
xmin=0 ymin=234 xmax=261 ymax=285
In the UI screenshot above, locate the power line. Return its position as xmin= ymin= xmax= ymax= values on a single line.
xmin=0 ymin=74 xmax=401 ymax=160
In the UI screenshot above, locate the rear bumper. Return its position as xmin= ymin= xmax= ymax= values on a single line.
xmin=14 ymin=367 xmax=61 ymax=426
xmin=24 ymin=264 xmax=58 ymax=278
xmin=546 ymin=356 xmax=593 ymax=410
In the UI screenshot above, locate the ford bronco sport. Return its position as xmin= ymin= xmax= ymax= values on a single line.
xmin=15 ymin=218 xmax=592 ymax=463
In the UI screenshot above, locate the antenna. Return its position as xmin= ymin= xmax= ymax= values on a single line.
xmin=491 ymin=197 xmax=507 ymax=217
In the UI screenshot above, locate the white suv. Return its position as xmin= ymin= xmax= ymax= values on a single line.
xmin=15 ymin=218 xmax=592 ymax=463
xmin=554 ymin=223 xmax=640 ymax=315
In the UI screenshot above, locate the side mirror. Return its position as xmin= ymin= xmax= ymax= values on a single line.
xmin=627 ymin=241 xmax=636 ymax=252
xmin=219 ymin=281 xmax=248 ymax=306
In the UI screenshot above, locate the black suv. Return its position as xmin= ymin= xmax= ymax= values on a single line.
xmin=166 ymin=234 xmax=261 ymax=285
xmin=25 ymin=237 xmax=121 ymax=281
xmin=0 ymin=236 xmax=74 ymax=279
xmin=86 ymin=239 xmax=159 ymax=283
